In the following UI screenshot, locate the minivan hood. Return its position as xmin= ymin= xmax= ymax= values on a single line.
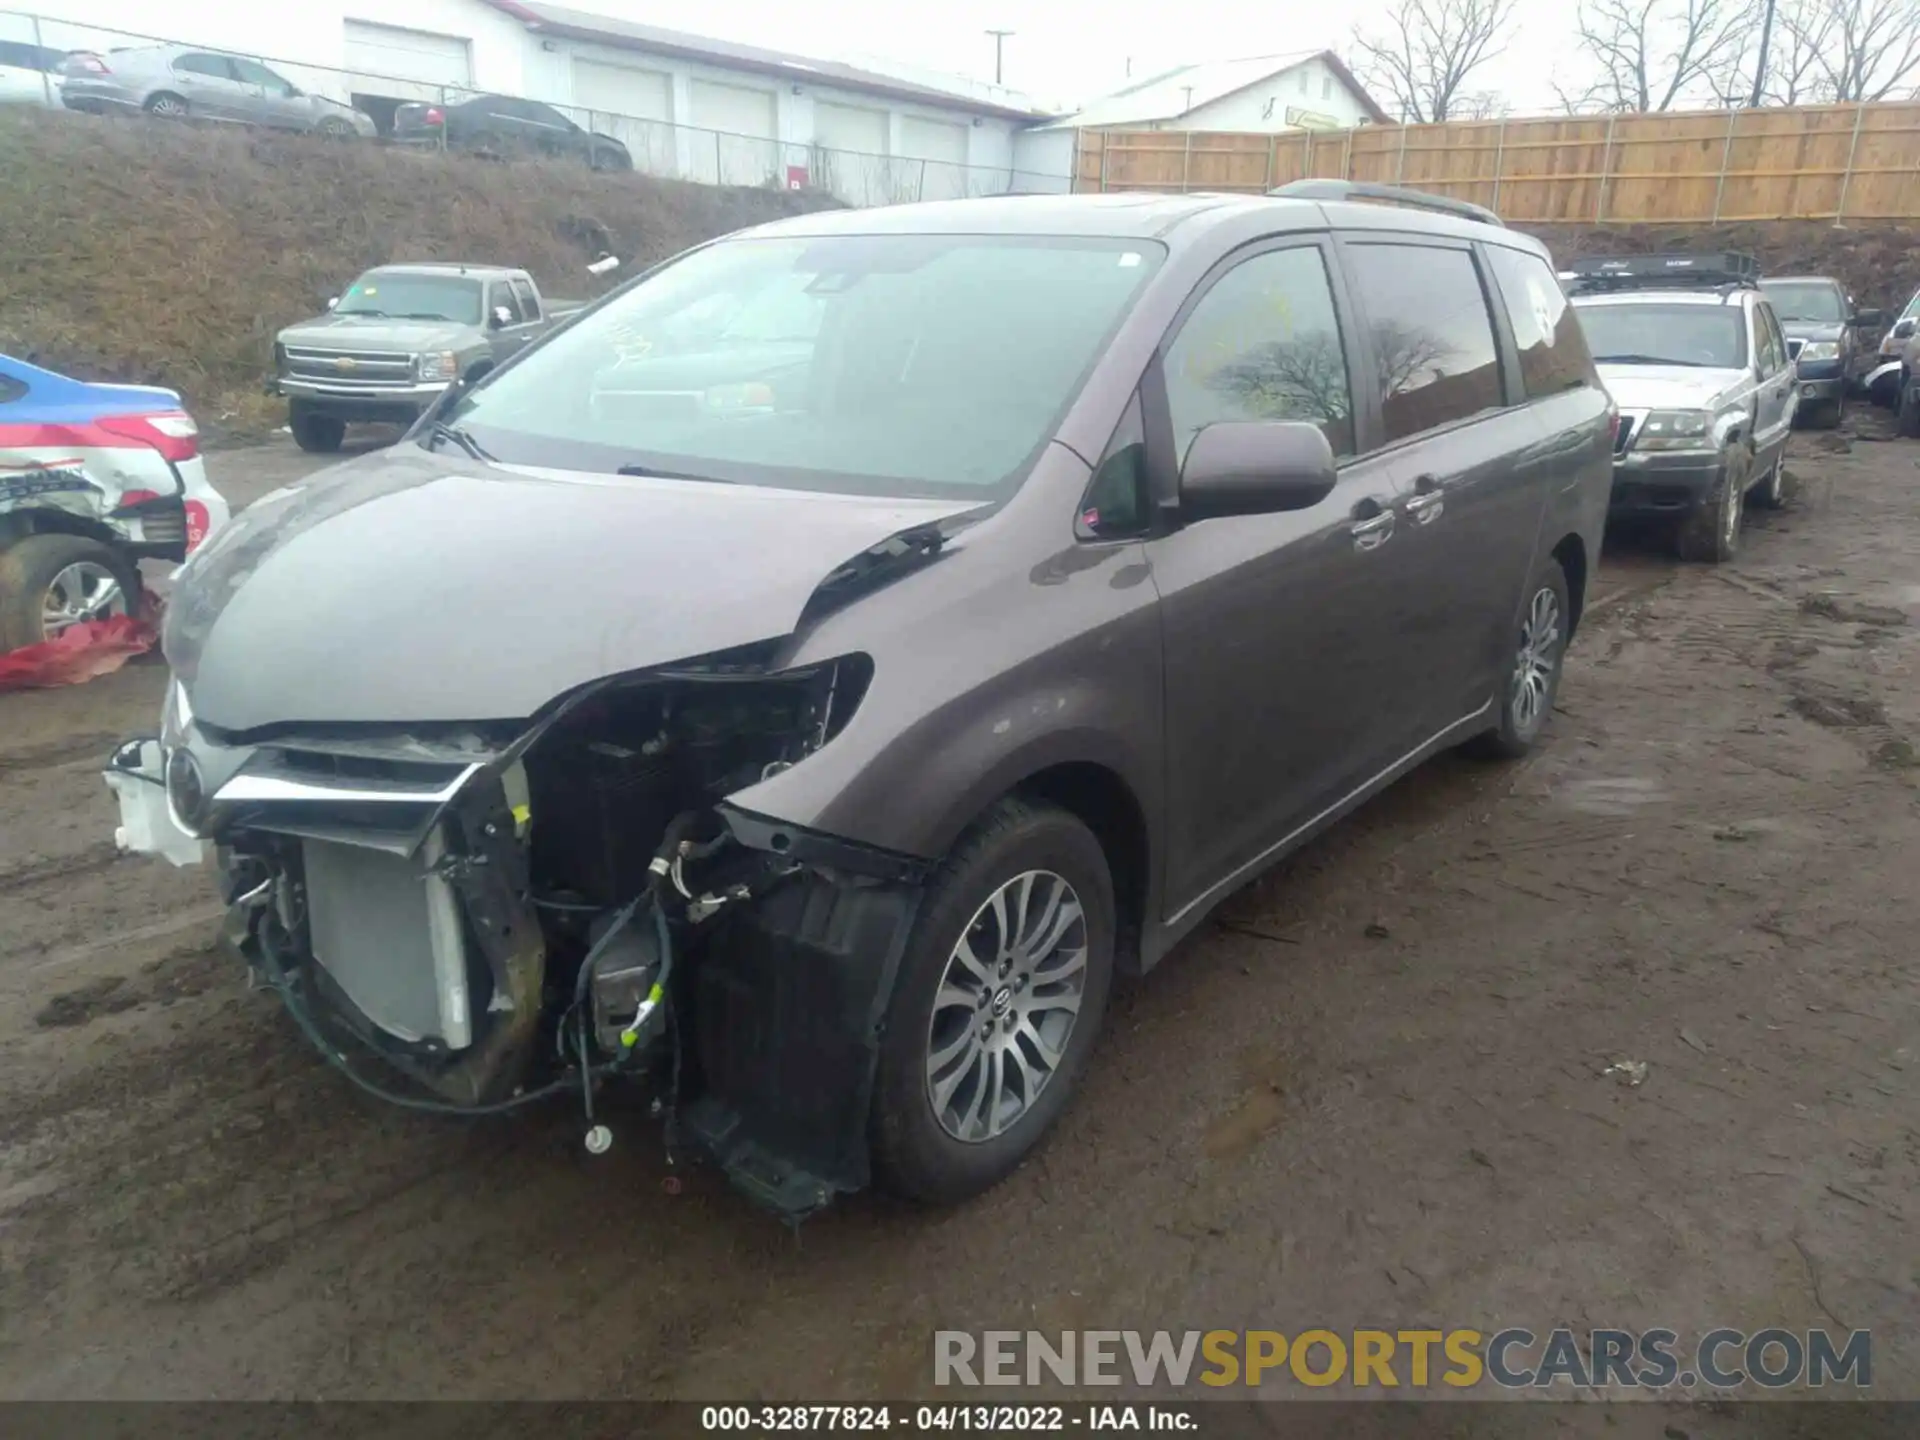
xmin=278 ymin=315 xmax=476 ymax=352
xmin=1596 ymin=364 xmax=1747 ymax=412
xmin=164 ymin=448 xmax=979 ymax=732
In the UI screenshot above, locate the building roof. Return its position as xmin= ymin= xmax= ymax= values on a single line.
xmin=1055 ymin=50 xmax=1389 ymax=129
xmin=478 ymin=0 xmax=1051 ymax=122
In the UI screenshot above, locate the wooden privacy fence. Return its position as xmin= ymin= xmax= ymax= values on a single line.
xmin=1073 ymin=103 xmax=1920 ymax=223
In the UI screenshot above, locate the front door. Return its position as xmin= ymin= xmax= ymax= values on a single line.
xmin=1146 ymin=239 xmax=1413 ymax=913
xmin=169 ymin=53 xmax=249 ymax=121
xmin=1753 ymin=303 xmax=1795 ymax=467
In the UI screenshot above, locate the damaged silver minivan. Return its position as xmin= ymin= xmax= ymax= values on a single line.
xmin=106 ymin=188 xmax=1610 ymax=1217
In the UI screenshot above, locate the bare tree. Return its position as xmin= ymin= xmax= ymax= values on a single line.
xmin=1757 ymin=0 xmax=1834 ymax=100
xmin=1351 ymin=0 xmax=1519 ymax=123
xmin=1559 ymin=0 xmax=1760 ymax=111
xmin=1785 ymin=0 xmax=1920 ymax=101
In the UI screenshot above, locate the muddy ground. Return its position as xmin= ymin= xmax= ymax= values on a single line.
xmin=1 ymin=426 xmax=1916 ymax=1414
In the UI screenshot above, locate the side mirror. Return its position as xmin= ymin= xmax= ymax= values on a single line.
xmin=1179 ymin=421 xmax=1337 ymax=522
xmin=1893 ymin=318 xmax=1916 ymax=340
xmin=492 ymin=306 xmax=513 ymax=329
xmin=1854 ymin=308 xmax=1885 ymax=328
xmin=324 ymin=296 xmax=338 ymax=311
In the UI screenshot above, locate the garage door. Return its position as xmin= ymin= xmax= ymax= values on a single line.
xmin=813 ymin=100 xmax=890 ymax=204
xmin=690 ymin=78 xmax=777 ymax=185
xmin=573 ymin=58 xmax=674 ymax=175
xmin=342 ymin=21 xmax=472 ymax=104
xmin=900 ymin=115 xmax=971 ymax=201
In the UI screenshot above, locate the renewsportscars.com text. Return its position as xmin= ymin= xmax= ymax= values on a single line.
xmin=933 ymin=1328 xmax=1872 ymax=1391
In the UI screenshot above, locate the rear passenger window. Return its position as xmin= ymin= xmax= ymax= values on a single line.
xmin=1163 ymin=245 xmax=1354 ymax=461
xmin=510 ymin=278 xmax=540 ymax=319
xmin=1486 ymin=247 xmax=1591 ymax=399
xmin=1344 ymin=243 xmax=1503 ymax=445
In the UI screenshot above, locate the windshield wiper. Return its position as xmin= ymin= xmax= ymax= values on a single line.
xmin=1593 ymin=353 xmax=1705 ymax=366
xmin=398 ymin=312 xmax=457 ymax=321
xmin=424 ymin=422 xmax=495 ymax=462
xmin=336 ymin=308 xmax=387 ymax=318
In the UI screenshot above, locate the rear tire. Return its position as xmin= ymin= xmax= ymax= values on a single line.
xmin=1899 ymin=380 xmax=1920 ymax=438
xmin=1749 ymin=451 xmax=1789 ymax=510
xmin=0 ymin=534 xmax=140 ymax=651
xmin=870 ymin=797 xmax=1115 ymax=1205
xmin=143 ymin=92 xmax=188 ymax=119
xmin=289 ymin=405 xmax=346 ymax=454
xmin=1675 ymin=450 xmax=1747 ymax=564
xmin=1463 ymin=557 xmax=1570 ymax=761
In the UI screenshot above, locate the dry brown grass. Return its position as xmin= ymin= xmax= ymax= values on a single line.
xmin=0 ymin=107 xmax=837 ymax=438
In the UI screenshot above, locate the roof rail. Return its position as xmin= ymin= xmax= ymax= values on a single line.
xmin=1564 ymin=251 xmax=1759 ymax=295
xmin=1267 ymin=179 xmax=1504 ymax=228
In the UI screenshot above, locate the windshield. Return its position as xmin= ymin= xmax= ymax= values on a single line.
xmin=1760 ymin=281 xmax=1844 ymax=323
xmin=442 ymin=233 xmax=1165 ymax=499
xmin=337 ymin=272 xmax=483 ymax=324
xmin=1574 ymin=302 xmax=1748 ymax=369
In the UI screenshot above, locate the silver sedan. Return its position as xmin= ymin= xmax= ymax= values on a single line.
xmin=59 ymin=43 xmax=376 ymax=136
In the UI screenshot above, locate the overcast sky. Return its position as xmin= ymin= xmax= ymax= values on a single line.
xmin=596 ymin=0 xmax=1576 ymax=115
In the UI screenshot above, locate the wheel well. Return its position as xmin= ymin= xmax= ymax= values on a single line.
xmin=1550 ymin=532 xmax=1588 ymax=638
xmin=0 ymin=508 xmax=124 ymax=553
xmin=1013 ymin=762 xmax=1149 ymax=972
xmin=465 ymin=361 xmax=494 ymax=383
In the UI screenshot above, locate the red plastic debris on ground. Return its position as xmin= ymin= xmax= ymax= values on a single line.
xmin=0 ymin=593 xmax=163 ymax=693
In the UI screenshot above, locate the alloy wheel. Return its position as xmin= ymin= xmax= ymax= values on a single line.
xmin=1511 ymin=584 xmax=1562 ymax=735
xmin=41 ymin=561 xmax=127 ymax=637
xmin=150 ymin=96 xmax=186 ymax=117
xmin=925 ymin=869 xmax=1089 ymax=1143
xmin=1722 ymin=471 xmax=1744 ymax=552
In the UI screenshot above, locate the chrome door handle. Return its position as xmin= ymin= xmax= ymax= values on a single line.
xmin=1404 ymin=490 xmax=1445 ymax=524
xmin=1351 ymin=509 xmax=1395 ymax=551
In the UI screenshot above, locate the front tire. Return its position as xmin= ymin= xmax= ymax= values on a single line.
xmin=289 ymin=405 xmax=346 ymax=454
xmin=0 ymin=534 xmax=140 ymax=651
xmin=871 ymin=797 xmax=1115 ymax=1205
xmin=1675 ymin=450 xmax=1747 ymax=563
xmin=1463 ymin=558 xmax=1569 ymax=761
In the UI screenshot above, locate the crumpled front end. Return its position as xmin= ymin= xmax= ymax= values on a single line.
xmin=109 ymin=650 xmax=926 ymax=1218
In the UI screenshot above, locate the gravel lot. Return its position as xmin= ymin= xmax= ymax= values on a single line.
xmin=1 ymin=425 xmax=1915 ymax=1412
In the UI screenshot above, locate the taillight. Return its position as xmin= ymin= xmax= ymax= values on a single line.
xmin=97 ymin=410 xmax=199 ymax=462
xmin=1607 ymin=405 xmax=1621 ymax=445
xmin=115 ymin=489 xmax=162 ymax=509
xmin=67 ymin=52 xmax=109 ymax=75
xmin=423 ymin=107 xmax=445 ymax=125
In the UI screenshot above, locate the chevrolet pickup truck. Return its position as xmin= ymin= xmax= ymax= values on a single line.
xmin=271 ymin=264 xmax=581 ymax=453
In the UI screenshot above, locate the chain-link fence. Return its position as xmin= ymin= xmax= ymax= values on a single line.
xmin=0 ymin=7 xmax=1071 ymax=207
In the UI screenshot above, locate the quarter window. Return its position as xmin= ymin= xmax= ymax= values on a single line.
xmin=1486 ymin=246 xmax=1591 ymax=400
xmin=1343 ymin=242 xmax=1503 ymax=445
xmin=1163 ymin=245 xmax=1355 ymax=462
xmin=510 ymin=278 xmax=540 ymax=319
xmin=1079 ymin=394 xmax=1150 ymax=539
xmin=175 ymin=53 xmax=233 ymax=79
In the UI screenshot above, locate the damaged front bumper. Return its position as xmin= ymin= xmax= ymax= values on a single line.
xmin=105 ymin=658 xmax=929 ymax=1220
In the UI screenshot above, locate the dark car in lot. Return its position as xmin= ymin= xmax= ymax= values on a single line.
xmin=107 ymin=182 xmax=1611 ymax=1217
xmin=1758 ymin=274 xmax=1881 ymax=428
xmin=393 ymin=93 xmax=632 ymax=170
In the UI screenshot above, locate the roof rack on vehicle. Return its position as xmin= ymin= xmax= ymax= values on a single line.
xmin=1267 ymin=179 xmax=1504 ymax=229
xmin=1563 ymin=251 xmax=1760 ymax=295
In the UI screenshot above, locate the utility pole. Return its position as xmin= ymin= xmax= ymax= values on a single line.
xmin=1747 ymin=0 xmax=1777 ymax=106
xmin=985 ymin=29 xmax=1014 ymax=85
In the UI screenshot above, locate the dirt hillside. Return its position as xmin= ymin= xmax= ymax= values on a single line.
xmin=1529 ymin=220 xmax=1920 ymax=319
xmin=0 ymin=107 xmax=836 ymax=434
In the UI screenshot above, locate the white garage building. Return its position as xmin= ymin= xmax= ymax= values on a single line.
xmin=16 ymin=0 xmax=1057 ymax=203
